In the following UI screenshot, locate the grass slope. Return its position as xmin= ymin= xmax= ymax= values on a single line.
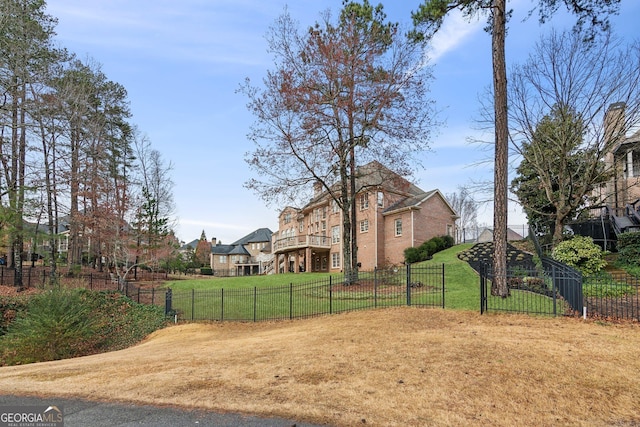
xmin=166 ymin=244 xmax=482 ymax=311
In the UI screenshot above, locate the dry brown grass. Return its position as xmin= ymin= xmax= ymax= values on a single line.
xmin=0 ymin=307 xmax=639 ymax=426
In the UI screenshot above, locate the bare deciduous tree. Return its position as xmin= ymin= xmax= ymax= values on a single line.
xmin=241 ymin=1 xmax=437 ymax=281
xmin=447 ymin=186 xmax=479 ymax=243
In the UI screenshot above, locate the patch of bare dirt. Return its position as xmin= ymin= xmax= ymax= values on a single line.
xmin=0 ymin=308 xmax=639 ymax=426
xmin=0 ymin=285 xmax=40 ymax=296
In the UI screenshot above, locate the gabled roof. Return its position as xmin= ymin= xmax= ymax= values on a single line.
xmin=211 ymin=243 xmax=250 ymax=256
xmin=383 ymin=189 xmax=458 ymax=218
xmin=210 ymin=243 xmax=237 ymax=255
xmin=228 ymin=245 xmax=250 ymax=255
xmin=301 ymin=161 xmax=426 ymax=210
xmin=180 ymin=239 xmax=199 ymax=251
xmin=231 ymin=228 xmax=273 ymax=245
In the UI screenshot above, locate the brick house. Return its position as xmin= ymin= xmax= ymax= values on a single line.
xmin=209 ymin=228 xmax=273 ymax=276
xmin=272 ymin=162 xmax=458 ymax=273
xmin=601 ymin=102 xmax=640 ymax=211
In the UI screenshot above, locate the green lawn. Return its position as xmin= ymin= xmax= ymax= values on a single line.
xmin=422 ymin=243 xmax=480 ymax=311
xmin=163 ymin=244 xmax=482 ymax=317
xmin=165 ymin=272 xmax=337 ymax=290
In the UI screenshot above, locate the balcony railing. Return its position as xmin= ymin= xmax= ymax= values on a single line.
xmin=273 ymin=235 xmax=332 ymax=253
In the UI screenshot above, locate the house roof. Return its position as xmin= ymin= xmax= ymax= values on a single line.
xmin=210 ymin=243 xmax=237 ymax=255
xmin=211 ymin=243 xmax=250 ymax=256
xmin=301 ymin=161 xmax=434 ymax=211
xmin=180 ymin=239 xmax=199 ymax=251
xmin=208 ymin=228 xmax=272 ymax=256
xmin=228 ymin=245 xmax=250 ymax=255
xmin=477 ymin=227 xmax=524 ymax=242
xmin=231 ymin=228 xmax=273 ymax=245
xmin=383 ymin=189 xmax=458 ymax=218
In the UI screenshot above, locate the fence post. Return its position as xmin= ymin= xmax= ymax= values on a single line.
xmin=442 ymin=263 xmax=446 ymax=308
xmin=552 ymin=264 xmax=557 ymax=316
xmin=165 ymin=288 xmax=172 ymax=316
xmin=329 ymin=276 xmax=333 ymax=314
xmin=406 ymin=264 xmax=411 ymax=306
xmin=480 ymin=264 xmax=485 ymax=314
xmin=191 ymin=289 xmax=195 ymax=321
xmin=253 ymin=287 xmax=257 ymax=322
xmin=374 ymin=267 xmax=378 ymax=308
xmin=289 ymin=283 xmax=293 ymax=320
xmin=221 ymin=288 xmax=224 ymax=321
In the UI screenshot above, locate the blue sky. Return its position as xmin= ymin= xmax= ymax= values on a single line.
xmin=46 ymin=0 xmax=640 ymax=244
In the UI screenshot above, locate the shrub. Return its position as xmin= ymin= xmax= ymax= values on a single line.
xmin=551 ymin=236 xmax=607 ymax=276
xmin=616 ymin=232 xmax=640 ymax=267
xmin=1 ymin=289 xmax=97 ymax=363
xmin=404 ymin=235 xmax=455 ymax=263
xmin=0 ymin=296 xmax=30 ymax=336
xmin=403 ymin=247 xmax=422 ymax=264
xmin=200 ymin=267 xmax=213 ymax=275
xmin=0 ymin=289 xmax=167 ymax=366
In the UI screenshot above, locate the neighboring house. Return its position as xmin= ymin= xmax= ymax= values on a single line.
xmin=271 ymin=161 xmax=458 ymax=273
xmin=209 ymin=228 xmax=274 ymax=276
xmin=179 ymin=239 xmax=199 ymax=253
xmin=476 ymin=228 xmax=524 ymax=244
xmin=601 ymin=102 xmax=640 ymax=211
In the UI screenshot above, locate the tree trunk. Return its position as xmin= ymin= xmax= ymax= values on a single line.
xmin=69 ymin=127 xmax=80 ymax=266
xmin=339 ymin=159 xmax=353 ymax=284
xmin=491 ymin=0 xmax=510 ymax=297
xmin=349 ymin=147 xmax=358 ymax=283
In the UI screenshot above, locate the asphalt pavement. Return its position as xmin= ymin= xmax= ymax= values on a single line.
xmin=0 ymin=395 xmax=328 ymax=427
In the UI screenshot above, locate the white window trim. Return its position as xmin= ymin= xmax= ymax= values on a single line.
xmin=331 ymin=252 xmax=340 ymax=268
xmin=395 ymin=218 xmax=402 ymax=237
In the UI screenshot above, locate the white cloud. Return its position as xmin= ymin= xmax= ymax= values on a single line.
xmin=428 ymin=10 xmax=484 ymax=62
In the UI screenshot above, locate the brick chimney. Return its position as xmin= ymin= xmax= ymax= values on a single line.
xmin=313 ymin=180 xmax=323 ymax=197
xmin=604 ymin=102 xmax=626 ymax=148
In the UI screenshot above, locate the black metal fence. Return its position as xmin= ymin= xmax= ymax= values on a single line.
xmin=480 ymin=262 xmax=640 ymax=321
xmin=165 ymin=264 xmax=445 ymax=322
xmin=583 ymin=273 xmax=640 ymax=320
xmin=480 ymin=262 xmax=580 ymax=316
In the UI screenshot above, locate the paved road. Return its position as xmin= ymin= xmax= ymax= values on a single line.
xmin=0 ymin=395 xmax=327 ymax=427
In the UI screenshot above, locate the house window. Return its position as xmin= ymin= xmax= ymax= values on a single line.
xmin=331 ymin=226 xmax=340 ymax=244
xmin=332 ymin=199 xmax=340 ymax=213
xmin=360 ymin=193 xmax=369 ymax=210
xmin=322 ymin=206 xmax=327 ymax=219
xmin=633 ymin=150 xmax=640 ymax=177
xmin=360 ymin=219 xmax=369 ymax=233
xmin=298 ymin=220 xmax=304 ymax=233
xmin=322 ymin=221 xmax=326 ymax=231
xmin=231 ymin=256 xmax=237 ymax=263
xmin=219 ymin=255 xmax=227 ymax=263
xmin=331 ymin=252 xmax=340 ymax=268
xmin=284 ymin=213 xmax=292 ymax=224
xmin=447 ymin=224 xmax=453 ymax=237
xmin=395 ymin=219 xmax=402 ymax=236
xmin=377 ymin=191 xmax=384 ymax=208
